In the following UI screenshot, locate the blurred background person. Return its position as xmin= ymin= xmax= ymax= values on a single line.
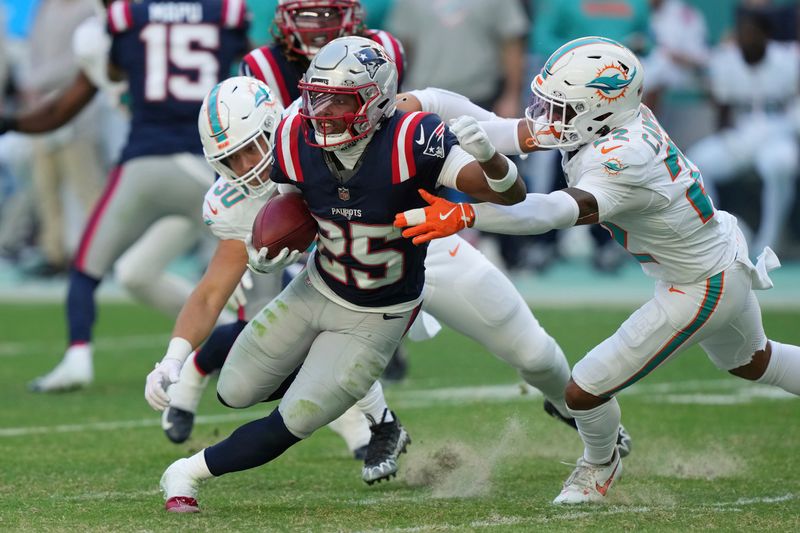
xmin=15 ymin=0 xmax=106 ymax=276
xmin=387 ymin=0 xmax=529 ymax=270
xmin=687 ymin=7 xmax=799 ymax=257
xmin=641 ymin=0 xmax=709 ymax=115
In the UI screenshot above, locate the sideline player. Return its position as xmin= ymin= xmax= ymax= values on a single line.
xmin=395 ymin=36 xmax=800 ymax=504
xmin=22 ymin=0 xmax=249 ymax=392
xmin=154 ymin=36 xmax=527 ymax=512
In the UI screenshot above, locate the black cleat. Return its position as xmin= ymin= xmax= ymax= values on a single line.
xmin=381 ymin=345 xmax=409 ymax=384
xmin=362 ymin=410 xmax=410 ymax=485
xmin=162 ymin=406 xmax=195 ymax=444
xmin=543 ymin=399 xmax=632 ymax=458
xmin=353 ymin=445 xmax=368 ymax=461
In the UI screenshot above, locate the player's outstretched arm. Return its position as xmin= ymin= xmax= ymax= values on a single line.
xmin=2 ymin=72 xmax=98 ymax=135
xmin=145 ymin=239 xmax=247 ymax=410
xmin=449 ymin=116 xmax=526 ymax=205
xmin=395 ymin=187 xmax=597 ymax=245
xmin=397 ymin=89 xmax=537 ymax=156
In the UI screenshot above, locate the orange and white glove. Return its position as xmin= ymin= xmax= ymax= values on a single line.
xmin=394 ymin=189 xmax=475 ymax=245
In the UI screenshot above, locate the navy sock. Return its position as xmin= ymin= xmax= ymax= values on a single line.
xmin=195 ymin=320 xmax=247 ymax=375
xmin=66 ymin=268 xmax=101 ymax=343
xmin=204 ymin=408 xmax=301 ymax=476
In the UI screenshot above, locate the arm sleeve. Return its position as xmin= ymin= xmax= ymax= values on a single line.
xmin=472 ymin=190 xmax=579 ymax=235
xmin=409 ymin=88 xmax=499 ymax=122
xmin=435 ymin=145 xmax=474 ymax=190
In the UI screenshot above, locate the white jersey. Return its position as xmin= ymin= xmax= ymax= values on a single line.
xmin=202 ymin=178 xmax=266 ymax=241
xmin=709 ymin=40 xmax=800 ymax=126
xmin=564 ymin=105 xmax=738 ymax=284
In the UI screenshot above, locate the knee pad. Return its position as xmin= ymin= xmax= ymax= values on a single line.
xmin=216 ymin=391 xmax=235 ymax=408
xmin=279 ymin=397 xmax=329 ymax=439
xmin=216 ymin=379 xmax=253 ymax=409
xmin=507 ymin=328 xmax=561 ymax=375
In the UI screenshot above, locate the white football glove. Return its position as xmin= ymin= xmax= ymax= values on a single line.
xmin=245 ymin=232 xmax=302 ymax=274
xmin=226 ymin=270 xmax=253 ymax=311
xmin=449 ymin=115 xmax=496 ymax=162
xmin=144 ymin=357 xmax=183 ymax=411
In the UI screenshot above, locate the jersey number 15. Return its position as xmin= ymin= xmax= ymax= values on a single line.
xmin=140 ymin=23 xmax=220 ymax=101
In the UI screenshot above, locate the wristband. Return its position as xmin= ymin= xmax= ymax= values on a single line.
xmin=484 ymin=156 xmax=518 ymax=193
xmin=164 ymin=337 xmax=193 ymax=363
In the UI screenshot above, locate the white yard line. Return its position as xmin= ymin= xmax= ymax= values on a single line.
xmin=2 ymin=379 xmax=796 ymax=438
xmin=0 ymin=334 xmax=168 ymax=357
xmin=363 ymin=495 xmax=797 ymax=532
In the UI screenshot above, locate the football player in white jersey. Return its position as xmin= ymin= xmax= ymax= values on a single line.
xmin=396 ymin=36 xmax=800 ymax=504
xmin=688 ymin=10 xmax=800 ymax=255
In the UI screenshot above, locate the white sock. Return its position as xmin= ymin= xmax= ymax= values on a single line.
xmin=168 ymin=352 xmax=210 ymax=413
xmin=518 ymin=336 xmax=571 ymax=418
xmin=356 ymin=381 xmax=394 ymax=425
xmin=568 ymin=398 xmax=620 ymax=465
xmin=186 ymin=450 xmax=213 ymax=480
xmin=327 ymin=405 xmax=371 ymax=452
xmin=756 ymin=341 xmax=800 ymax=395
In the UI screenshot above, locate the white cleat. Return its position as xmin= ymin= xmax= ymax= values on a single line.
xmin=160 ymin=458 xmax=201 ymax=513
xmin=553 ymin=448 xmax=622 ymax=505
xmin=28 ymin=344 xmax=93 ymax=393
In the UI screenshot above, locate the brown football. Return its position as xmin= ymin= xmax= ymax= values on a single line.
xmin=251 ymin=193 xmax=317 ymax=259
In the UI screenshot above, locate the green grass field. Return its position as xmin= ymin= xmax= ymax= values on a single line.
xmin=1 ymin=302 xmax=798 ymax=532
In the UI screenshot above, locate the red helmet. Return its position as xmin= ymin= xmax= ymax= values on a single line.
xmin=275 ymin=0 xmax=364 ymax=57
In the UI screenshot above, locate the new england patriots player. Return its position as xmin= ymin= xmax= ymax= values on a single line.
xmin=146 ymin=76 xmax=411 ymax=485
xmin=25 ymin=0 xmax=249 ymax=392
xmin=155 ymin=36 xmax=526 ymax=512
xmin=0 ymin=1 xmax=214 ymax=343
xmin=396 ymin=36 xmax=800 ymax=504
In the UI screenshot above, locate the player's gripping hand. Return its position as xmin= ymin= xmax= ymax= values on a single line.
xmin=144 ymin=357 xmax=183 ymax=411
xmin=449 ymin=115 xmax=496 ymax=162
xmin=245 ymin=233 xmax=302 ymax=274
xmin=394 ymin=189 xmax=475 ymax=245
xmin=226 ymin=270 xmax=253 ymax=311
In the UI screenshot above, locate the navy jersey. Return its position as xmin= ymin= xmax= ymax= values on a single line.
xmin=240 ymin=29 xmax=405 ymax=107
xmin=108 ymin=0 xmax=249 ymax=163
xmin=271 ymin=111 xmax=457 ymax=309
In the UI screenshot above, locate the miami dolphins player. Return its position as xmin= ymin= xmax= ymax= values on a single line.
xmin=396 ymin=36 xmax=800 ymax=504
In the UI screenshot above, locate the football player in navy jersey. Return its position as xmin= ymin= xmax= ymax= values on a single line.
xmin=22 ymin=0 xmax=250 ymax=392
xmin=157 ymin=36 xmax=526 ymax=512
xmin=158 ymin=0 xmax=407 ymax=444
xmin=240 ymin=0 xmax=404 ymax=108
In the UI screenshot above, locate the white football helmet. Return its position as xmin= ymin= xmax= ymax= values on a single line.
xmin=199 ymin=76 xmax=284 ymax=198
xmin=276 ymin=0 xmax=364 ymax=57
xmin=299 ymin=35 xmax=397 ymax=150
xmin=526 ymin=36 xmax=644 ymax=150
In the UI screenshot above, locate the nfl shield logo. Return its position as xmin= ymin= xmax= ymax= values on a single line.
xmin=338 ymin=187 xmax=350 ymax=201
